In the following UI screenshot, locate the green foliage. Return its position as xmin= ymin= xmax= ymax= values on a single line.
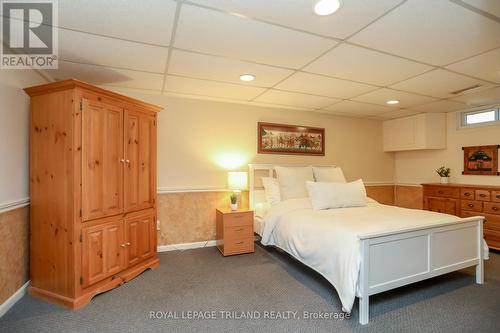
xmin=436 ymin=166 xmax=451 ymax=177
xmin=230 ymin=193 xmax=238 ymax=204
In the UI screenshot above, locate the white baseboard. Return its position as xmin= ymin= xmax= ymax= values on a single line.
xmin=157 ymin=240 xmax=217 ymax=252
xmin=0 ymin=281 xmax=29 ymax=318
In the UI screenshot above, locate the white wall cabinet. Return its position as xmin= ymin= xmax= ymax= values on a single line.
xmin=383 ymin=113 xmax=446 ymax=152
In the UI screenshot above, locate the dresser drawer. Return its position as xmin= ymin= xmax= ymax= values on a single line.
xmin=483 ymin=213 xmax=500 ymax=232
xmin=492 ymin=191 xmax=500 ymax=203
xmin=461 ymin=200 xmax=482 ymax=212
xmin=424 ymin=186 xmax=459 ymax=198
xmin=475 ymin=190 xmax=491 ymax=201
xmin=484 ymin=229 xmax=500 ymax=250
xmin=224 ymin=212 xmax=253 ymax=227
xmin=460 ymin=188 xmax=475 ymax=199
xmin=223 ymin=237 xmax=254 ymax=255
xmin=484 ymin=202 xmax=500 ymax=215
xmin=224 ymin=225 xmax=253 ymax=239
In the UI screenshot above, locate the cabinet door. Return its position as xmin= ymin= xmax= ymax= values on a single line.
xmin=82 ymin=218 xmax=125 ymax=287
xmin=82 ymin=99 xmax=124 ymax=221
xmin=124 ymin=109 xmax=156 ymax=212
xmin=425 ymin=197 xmax=459 ymax=216
xmin=125 ymin=211 xmax=155 ymax=267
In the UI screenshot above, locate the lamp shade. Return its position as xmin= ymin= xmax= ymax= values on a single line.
xmin=227 ymin=172 xmax=248 ymax=191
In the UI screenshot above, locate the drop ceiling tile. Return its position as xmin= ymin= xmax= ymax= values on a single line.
xmin=275 ymin=72 xmax=376 ymax=99
xmin=450 ymin=86 xmax=500 ymax=106
xmin=59 ymin=0 xmax=176 ymax=46
xmin=304 ymin=44 xmax=432 ymax=86
xmin=390 ymin=69 xmax=493 ymax=98
xmin=45 ymin=61 xmax=164 ymax=90
xmin=349 ymin=0 xmax=500 ymax=66
xmin=175 ymin=5 xmax=336 ymax=69
xmin=371 ymin=109 xmax=421 ymax=120
xmin=59 ymin=29 xmax=168 ymax=73
xmin=408 ymin=100 xmax=468 ymax=113
xmin=168 ymin=50 xmax=294 ymax=87
xmin=164 ymin=76 xmax=266 ymax=100
xmin=245 ymin=101 xmax=313 ymax=112
xmin=254 ymin=89 xmax=340 ymax=109
xmin=446 ymin=48 xmax=500 ymax=84
xmin=462 ymin=0 xmax=500 ymax=18
xmin=188 ymin=0 xmax=403 ymax=39
xmin=324 ymin=100 xmax=394 ymax=116
xmin=352 ymin=88 xmax=436 ymax=108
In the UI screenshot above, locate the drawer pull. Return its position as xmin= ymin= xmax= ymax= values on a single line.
xmin=232 ymin=215 xmax=243 ymax=219
xmin=496 ymin=195 xmax=500 ymax=199
xmin=479 ymin=193 xmax=487 ymax=198
xmin=492 ymin=207 xmax=499 ymax=211
xmin=468 ymin=204 xmax=474 ymax=208
xmin=464 ymin=192 xmax=471 ymax=196
xmin=121 ymin=244 xmax=126 ymax=248
xmin=438 ymin=190 xmax=444 ymax=194
xmin=235 ymin=241 xmax=245 ymax=245
xmin=235 ymin=228 xmax=244 ymax=232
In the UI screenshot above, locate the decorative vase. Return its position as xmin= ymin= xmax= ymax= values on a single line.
xmin=230 ymin=203 xmax=238 ymax=211
xmin=440 ymin=177 xmax=449 ymax=184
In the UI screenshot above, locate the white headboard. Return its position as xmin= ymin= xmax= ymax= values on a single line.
xmin=248 ymin=164 xmax=336 ymax=209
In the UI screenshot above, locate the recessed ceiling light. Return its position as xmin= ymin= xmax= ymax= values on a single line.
xmin=313 ymin=0 xmax=342 ymax=16
xmin=239 ymin=74 xmax=255 ymax=82
xmin=386 ymin=100 xmax=400 ymax=105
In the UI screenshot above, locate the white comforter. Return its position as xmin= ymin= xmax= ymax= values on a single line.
xmin=260 ymin=198 xmax=476 ymax=312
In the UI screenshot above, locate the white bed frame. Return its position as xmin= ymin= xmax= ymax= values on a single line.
xmin=249 ymin=164 xmax=484 ymax=325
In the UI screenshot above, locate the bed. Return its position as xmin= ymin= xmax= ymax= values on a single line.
xmin=249 ymin=164 xmax=485 ymax=325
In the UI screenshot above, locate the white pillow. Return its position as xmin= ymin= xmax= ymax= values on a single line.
xmin=255 ymin=202 xmax=272 ymax=218
xmin=313 ymin=166 xmax=346 ymax=183
xmin=262 ymin=177 xmax=281 ymax=205
xmin=275 ymin=166 xmax=314 ymax=200
xmin=306 ymin=179 xmax=367 ymax=211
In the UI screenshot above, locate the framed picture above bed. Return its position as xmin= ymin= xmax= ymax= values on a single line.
xmin=462 ymin=145 xmax=500 ymax=175
xmin=258 ymin=122 xmax=325 ymax=156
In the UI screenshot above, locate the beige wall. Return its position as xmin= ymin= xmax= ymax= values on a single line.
xmin=106 ymin=91 xmax=395 ymax=190
xmin=395 ymin=111 xmax=500 ymax=186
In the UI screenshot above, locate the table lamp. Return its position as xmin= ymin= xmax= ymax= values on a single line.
xmin=227 ymin=171 xmax=248 ymax=211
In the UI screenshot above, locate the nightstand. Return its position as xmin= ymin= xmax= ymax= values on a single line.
xmin=216 ymin=208 xmax=254 ymax=256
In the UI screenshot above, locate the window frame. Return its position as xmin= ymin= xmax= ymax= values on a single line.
xmin=459 ymin=107 xmax=500 ymax=129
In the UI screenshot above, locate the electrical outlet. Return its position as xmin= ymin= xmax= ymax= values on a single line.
xmin=156 ymin=220 xmax=161 ymax=231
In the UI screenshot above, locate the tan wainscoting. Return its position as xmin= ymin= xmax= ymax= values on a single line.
xmin=0 ymin=206 xmax=29 ymax=304
xmin=366 ymin=185 xmax=395 ymax=206
xmin=395 ymin=185 xmax=423 ymax=209
xmin=157 ymin=191 xmax=249 ymax=246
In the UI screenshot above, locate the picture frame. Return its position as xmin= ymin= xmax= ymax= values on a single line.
xmin=257 ymin=122 xmax=325 ymax=156
xmin=462 ymin=145 xmax=500 ymax=176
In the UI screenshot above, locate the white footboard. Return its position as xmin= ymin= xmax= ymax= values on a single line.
xmin=357 ymin=217 xmax=484 ymax=325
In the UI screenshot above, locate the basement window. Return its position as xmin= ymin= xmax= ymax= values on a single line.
xmin=461 ymin=107 xmax=500 ymax=127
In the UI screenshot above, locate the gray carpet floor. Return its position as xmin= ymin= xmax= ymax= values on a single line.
xmin=1 ymin=244 xmax=499 ymax=333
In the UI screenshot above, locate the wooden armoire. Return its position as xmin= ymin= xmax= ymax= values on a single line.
xmin=25 ymin=79 xmax=162 ymax=309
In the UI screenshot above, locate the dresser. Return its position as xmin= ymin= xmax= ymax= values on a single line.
xmin=25 ymin=79 xmax=162 ymax=309
xmin=422 ymin=183 xmax=500 ymax=250
xmin=216 ymin=208 xmax=254 ymax=256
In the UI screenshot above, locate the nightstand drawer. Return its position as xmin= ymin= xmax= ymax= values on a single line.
xmin=224 ymin=211 xmax=253 ymax=227
xmin=223 ymin=237 xmax=254 ymax=255
xmin=475 ymin=190 xmax=491 ymax=201
xmin=484 ymin=202 xmax=500 ymax=215
xmin=225 ymin=225 xmax=253 ymax=239
xmin=492 ymin=191 xmax=500 ymax=203
xmin=461 ymin=200 xmax=482 ymax=212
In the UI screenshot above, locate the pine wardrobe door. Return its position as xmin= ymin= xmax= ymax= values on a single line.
xmin=124 ymin=108 xmax=156 ymax=212
xmin=81 ymin=99 xmax=124 ymax=221
xmin=125 ymin=210 xmax=156 ymax=267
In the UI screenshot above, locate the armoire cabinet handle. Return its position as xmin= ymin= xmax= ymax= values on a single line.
xmin=125 ymin=160 xmax=130 ymax=164
xmin=121 ymin=244 xmax=126 ymax=248
xmin=120 ymin=159 xmax=125 ymax=163
xmin=126 ymin=242 xmax=131 ymax=246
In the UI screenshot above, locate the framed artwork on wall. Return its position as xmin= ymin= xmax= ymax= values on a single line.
xmin=257 ymin=122 xmax=325 ymax=156
xmin=462 ymin=145 xmax=500 ymax=176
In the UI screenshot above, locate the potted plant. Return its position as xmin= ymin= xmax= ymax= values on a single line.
xmin=436 ymin=166 xmax=451 ymax=184
xmin=230 ymin=193 xmax=238 ymax=211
